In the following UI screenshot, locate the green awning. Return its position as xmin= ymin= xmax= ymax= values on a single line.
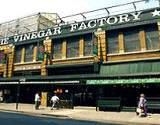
xmin=100 ymin=61 xmax=160 ymax=76
xmin=87 ymin=78 xmax=160 ymax=85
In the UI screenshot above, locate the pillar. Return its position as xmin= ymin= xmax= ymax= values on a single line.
xmin=95 ymin=30 xmax=106 ymax=62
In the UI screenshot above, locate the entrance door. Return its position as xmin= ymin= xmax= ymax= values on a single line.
xmin=121 ymin=86 xmax=138 ymax=107
xmin=73 ymin=86 xmax=96 ymax=106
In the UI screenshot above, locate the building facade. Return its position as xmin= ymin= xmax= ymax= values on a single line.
xmin=0 ymin=6 xmax=160 ymax=108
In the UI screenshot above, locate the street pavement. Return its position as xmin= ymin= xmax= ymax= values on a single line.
xmin=0 ymin=111 xmax=115 ymax=125
xmin=0 ymin=103 xmax=160 ymax=125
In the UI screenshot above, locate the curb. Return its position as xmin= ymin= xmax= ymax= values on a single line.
xmin=68 ymin=116 xmax=160 ymax=125
xmin=41 ymin=113 xmax=69 ymax=118
xmin=0 ymin=109 xmax=69 ymax=118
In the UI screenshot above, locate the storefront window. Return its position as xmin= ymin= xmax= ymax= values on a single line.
xmin=25 ymin=44 xmax=35 ymax=62
xmin=107 ymin=31 xmax=119 ymax=54
xmin=67 ymin=37 xmax=79 ymax=58
xmin=124 ymin=28 xmax=140 ymax=52
xmin=52 ymin=39 xmax=62 ymax=59
xmin=84 ymin=34 xmax=93 ymax=56
xmin=145 ymin=25 xmax=160 ymax=50
xmin=14 ymin=46 xmax=22 ymax=63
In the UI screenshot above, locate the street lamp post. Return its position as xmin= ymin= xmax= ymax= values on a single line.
xmin=16 ymin=78 xmax=25 ymax=110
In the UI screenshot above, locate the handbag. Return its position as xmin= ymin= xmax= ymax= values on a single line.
xmin=136 ymin=107 xmax=142 ymax=113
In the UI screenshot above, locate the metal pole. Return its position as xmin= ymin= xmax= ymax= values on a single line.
xmin=71 ymin=93 xmax=74 ymax=109
xmin=16 ymin=80 xmax=20 ymax=110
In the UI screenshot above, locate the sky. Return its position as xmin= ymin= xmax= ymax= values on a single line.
xmin=0 ymin=0 xmax=159 ymax=23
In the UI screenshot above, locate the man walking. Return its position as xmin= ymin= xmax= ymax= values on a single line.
xmin=34 ymin=92 xmax=41 ymax=110
xmin=50 ymin=94 xmax=59 ymax=110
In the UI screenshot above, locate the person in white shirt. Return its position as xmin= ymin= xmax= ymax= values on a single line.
xmin=50 ymin=94 xmax=59 ymax=110
xmin=34 ymin=93 xmax=41 ymax=110
xmin=137 ymin=93 xmax=147 ymax=117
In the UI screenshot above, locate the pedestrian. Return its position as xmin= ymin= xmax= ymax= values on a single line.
xmin=34 ymin=92 xmax=41 ymax=110
xmin=50 ymin=94 xmax=59 ymax=110
xmin=137 ymin=93 xmax=147 ymax=117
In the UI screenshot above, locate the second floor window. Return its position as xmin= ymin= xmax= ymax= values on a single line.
xmin=124 ymin=28 xmax=140 ymax=52
xmin=145 ymin=25 xmax=160 ymax=50
xmin=14 ymin=46 xmax=22 ymax=63
xmin=84 ymin=34 xmax=93 ymax=56
xmin=67 ymin=37 xmax=79 ymax=58
xmin=25 ymin=44 xmax=35 ymax=62
xmin=0 ymin=51 xmax=5 ymax=64
xmin=52 ymin=39 xmax=62 ymax=59
xmin=107 ymin=31 xmax=119 ymax=54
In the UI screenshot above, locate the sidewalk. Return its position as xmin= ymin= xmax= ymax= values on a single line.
xmin=0 ymin=103 xmax=160 ymax=125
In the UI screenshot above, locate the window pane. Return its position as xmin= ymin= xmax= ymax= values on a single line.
xmin=37 ymin=41 xmax=44 ymax=61
xmin=0 ymin=51 xmax=5 ymax=64
xmin=107 ymin=31 xmax=119 ymax=54
xmin=145 ymin=25 xmax=160 ymax=50
xmin=84 ymin=34 xmax=93 ymax=56
xmin=124 ymin=28 xmax=140 ymax=52
xmin=53 ymin=39 xmax=62 ymax=59
xmin=25 ymin=44 xmax=35 ymax=62
xmin=67 ymin=37 xmax=79 ymax=58
xmin=14 ymin=46 xmax=22 ymax=63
